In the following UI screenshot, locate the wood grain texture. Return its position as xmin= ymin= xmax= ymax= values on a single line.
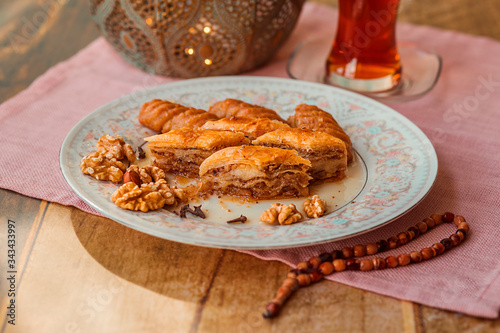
xmin=1 ymin=0 xmax=500 ymax=331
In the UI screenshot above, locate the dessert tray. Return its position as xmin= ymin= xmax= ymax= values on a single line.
xmin=60 ymin=76 xmax=437 ymax=249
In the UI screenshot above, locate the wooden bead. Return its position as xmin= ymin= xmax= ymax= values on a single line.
xmin=450 ymin=234 xmax=461 ymax=246
xmin=456 ymin=230 xmax=466 ymax=241
xmin=441 ymin=238 xmax=453 ymax=250
xmin=408 ymin=226 xmax=420 ymax=238
xmin=372 ymin=258 xmax=386 ymax=270
xmin=386 ymin=256 xmax=399 ymax=268
xmin=264 ymin=302 xmax=280 ymax=318
xmin=457 ymin=222 xmax=470 ymax=233
xmin=442 ymin=212 xmax=455 ymax=223
xmin=308 ymin=256 xmax=322 ymax=269
xmin=297 ymin=261 xmax=310 ymax=271
xmin=432 ymin=242 xmax=445 ymax=255
xmin=342 ymin=247 xmax=354 ymax=259
xmin=410 ymin=251 xmax=422 ymax=263
xmin=282 ymin=277 xmax=298 ymax=290
xmin=398 ymin=254 xmax=411 ymax=266
xmin=416 ymin=221 xmax=428 ymax=233
xmin=346 ymin=258 xmax=359 ymax=271
xmin=388 ymin=236 xmax=400 ymax=249
xmin=453 ymin=215 xmax=466 ymax=227
xmin=333 ymin=259 xmax=346 ymax=272
xmin=366 ymin=243 xmax=378 ymax=255
xmin=360 ymin=259 xmax=373 ymax=271
xmin=376 ymin=240 xmax=389 ymax=252
xmin=421 ymin=247 xmax=435 ymax=260
xmin=431 ymin=213 xmax=443 ymax=225
xmin=287 ymin=270 xmax=298 ymax=279
xmin=309 ymin=270 xmax=323 ymax=282
xmin=331 ymin=250 xmax=343 ymax=260
xmin=423 ymin=217 xmax=436 ymax=229
xmin=397 ymin=232 xmax=408 ymax=245
xmin=319 ymin=252 xmax=333 ymax=263
xmin=406 ymin=229 xmax=415 ymax=241
xmin=318 ymin=262 xmax=334 ymax=275
xmin=277 ymin=286 xmax=293 ymax=299
xmin=353 ymin=244 xmax=366 ymax=257
xmin=273 ymin=296 xmax=287 ymax=306
xmin=297 ymin=273 xmax=311 ymax=287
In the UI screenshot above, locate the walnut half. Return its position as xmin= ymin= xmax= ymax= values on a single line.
xmin=261 ymin=203 xmax=303 ymax=225
xmin=111 ymin=179 xmax=184 ymax=212
xmin=128 ymin=165 xmax=166 ymax=184
xmin=80 ymin=152 xmax=126 ymax=183
xmin=303 ymin=195 xmax=327 ymax=218
xmin=97 ymin=134 xmax=136 ymax=163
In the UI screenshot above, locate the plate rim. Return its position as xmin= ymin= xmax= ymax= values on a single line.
xmin=60 ymin=75 xmax=438 ymax=249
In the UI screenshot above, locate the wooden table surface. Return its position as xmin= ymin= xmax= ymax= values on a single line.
xmin=1 ymin=1 xmax=500 ymax=332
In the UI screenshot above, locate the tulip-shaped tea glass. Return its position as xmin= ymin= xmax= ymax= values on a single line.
xmin=287 ymin=0 xmax=441 ymax=102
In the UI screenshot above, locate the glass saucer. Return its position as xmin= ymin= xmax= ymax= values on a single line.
xmin=287 ymin=36 xmax=442 ymax=103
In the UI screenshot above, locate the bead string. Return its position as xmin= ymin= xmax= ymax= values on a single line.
xmin=262 ymin=212 xmax=470 ymax=319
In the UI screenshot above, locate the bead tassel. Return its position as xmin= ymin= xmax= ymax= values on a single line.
xmin=262 ymin=212 xmax=469 ymax=319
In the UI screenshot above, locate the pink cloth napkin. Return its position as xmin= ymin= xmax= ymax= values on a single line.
xmin=1 ymin=3 xmax=499 ymax=318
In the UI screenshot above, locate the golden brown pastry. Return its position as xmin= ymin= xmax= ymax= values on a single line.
xmin=199 ymin=145 xmax=312 ymax=199
xmin=145 ymin=128 xmax=250 ymax=178
xmin=252 ymin=128 xmax=347 ymax=183
xmin=208 ymin=98 xmax=285 ymax=122
xmin=138 ymin=99 xmax=218 ymax=133
xmin=288 ymin=104 xmax=353 ymax=162
xmin=200 ymin=116 xmax=291 ymax=140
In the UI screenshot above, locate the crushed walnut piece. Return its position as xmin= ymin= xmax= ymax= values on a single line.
xmin=303 ymin=195 xmax=327 ymax=218
xmin=80 ymin=152 xmax=126 ymax=183
xmin=261 ymin=203 xmax=303 ymax=225
xmin=97 ymin=134 xmax=136 ymax=163
xmin=111 ymin=179 xmax=183 ymax=212
xmin=128 ymin=165 xmax=166 ymax=184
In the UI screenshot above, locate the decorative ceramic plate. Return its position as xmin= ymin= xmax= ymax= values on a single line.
xmin=60 ymin=76 xmax=437 ymax=249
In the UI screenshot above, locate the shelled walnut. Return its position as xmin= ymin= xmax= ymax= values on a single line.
xmin=80 ymin=152 xmax=126 ymax=183
xmin=97 ymin=134 xmax=136 ymax=163
xmin=303 ymin=195 xmax=327 ymax=218
xmin=261 ymin=203 xmax=302 ymax=225
xmin=81 ymin=134 xmax=138 ymax=183
xmin=128 ymin=165 xmax=166 ymax=184
xmin=111 ymin=179 xmax=184 ymax=212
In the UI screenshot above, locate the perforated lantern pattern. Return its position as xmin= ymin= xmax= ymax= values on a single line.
xmin=88 ymin=0 xmax=305 ymax=77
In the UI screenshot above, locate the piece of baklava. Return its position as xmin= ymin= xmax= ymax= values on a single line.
xmin=252 ymin=128 xmax=347 ymax=183
xmin=199 ymin=145 xmax=312 ymax=199
xmin=145 ymin=128 xmax=250 ymax=178
xmin=208 ymin=98 xmax=285 ymax=122
xmin=138 ymin=99 xmax=218 ymax=133
xmin=200 ymin=116 xmax=291 ymax=140
xmin=288 ymin=104 xmax=353 ymax=163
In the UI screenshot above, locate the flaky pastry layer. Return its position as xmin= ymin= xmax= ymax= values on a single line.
xmin=208 ymin=98 xmax=285 ymax=122
xmin=199 ymin=146 xmax=311 ymax=199
xmin=199 ymin=145 xmax=311 ymax=176
xmin=200 ymin=116 xmax=290 ymax=140
xmin=138 ymin=99 xmax=218 ymax=133
xmin=252 ymin=128 xmax=347 ymax=182
xmin=145 ymin=128 xmax=250 ymax=149
xmin=288 ymin=104 xmax=353 ymax=162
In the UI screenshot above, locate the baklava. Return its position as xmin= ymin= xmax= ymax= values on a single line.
xmin=138 ymin=99 xmax=218 ymax=133
xmin=288 ymin=104 xmax=353 ymax=162
xmin=145 ymin=128 xmax=250 ymax=178
xmin=200 ymin=116 xmax=290 ymax=140
xmin=253 ymin=128 xmax=347 ymax=183
xmin=199 ymin=145 xmax=312 ymax=199
xmin=208 ymin=98 xmax=285 ymax=122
